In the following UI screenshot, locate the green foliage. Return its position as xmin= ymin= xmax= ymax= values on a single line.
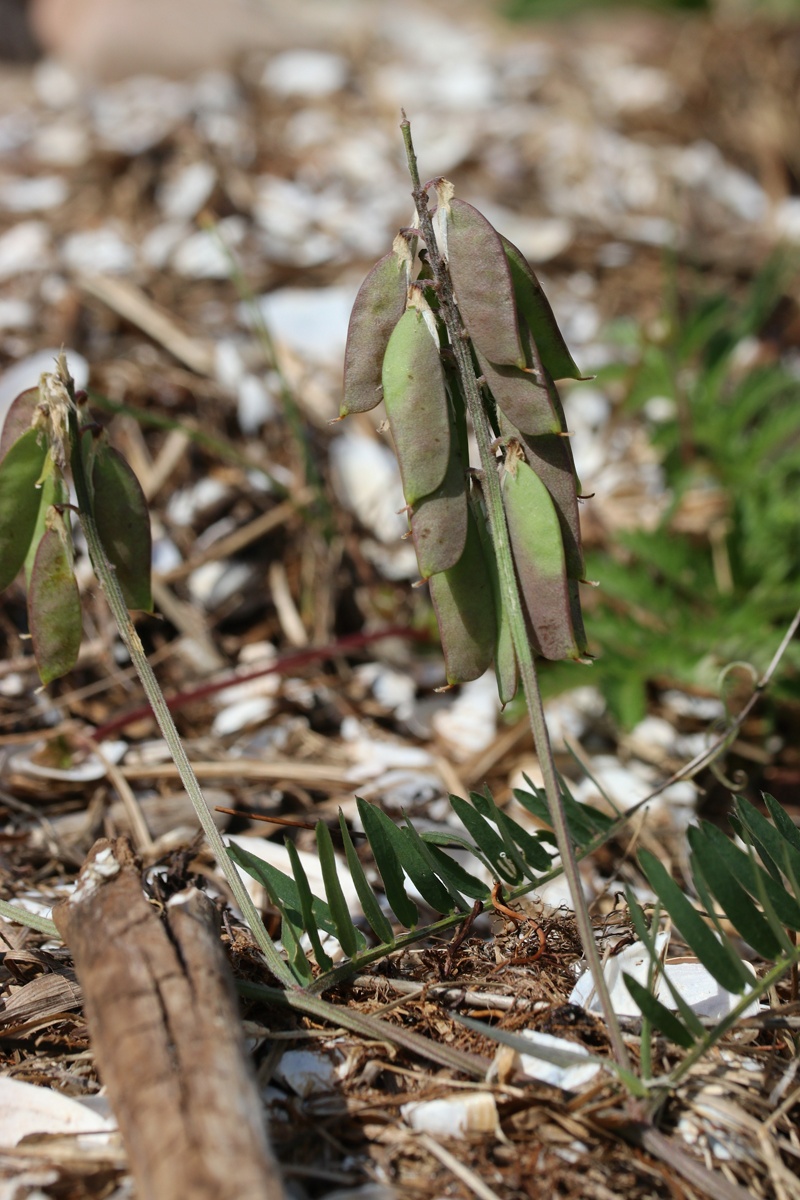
xmin=567 ymin=267 xmax=800 ymax=726
xmin=232 ymin=775 xmax=800 ymax=1095
xmin=627 ymin=793 xmax=800 ymax=1060
xmin=230 ymin=783 xmax=609 ymax=989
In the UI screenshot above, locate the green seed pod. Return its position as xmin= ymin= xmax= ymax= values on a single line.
xmin=0 ymin=387 xmax=40 ymax=461
xmin=498 ymin=410 xmax=584 ymax=581
xmin=341 ymin=239 xmax=409 ymax=417
xmin=409 ymin=419 xmax=468 ymax=579
xmin=501 ymin=235 xmax=583 ymax=382
xmin=25 ymin=469 xmax=68 ymax=582
xmin=382 ymin=306 xmax=451 ymax=507
xmin=28 ymin=509 xmax=82 ymax=684
xmin=503 ymin=449 xmax=584 ymax=662
xmin=428 ymin=506 xmax=496 ymax=686
xmin=0 ymin=427 xmax=49 ymax=593
xmin=518 ymin=431 xmax=584 ymax=580
xmin=443 ymin=195 xmax=524 ymax=368
xmin=90 ymin=440 xmax=153 ymax=612
xmin=474 ymin=495 xmax=517 ymax=705
xmin=475 ymin=342 xmax=561 ymax=437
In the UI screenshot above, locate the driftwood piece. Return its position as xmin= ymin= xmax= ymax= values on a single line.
xmin=53 ymin=837 xmax=284 ymax=1200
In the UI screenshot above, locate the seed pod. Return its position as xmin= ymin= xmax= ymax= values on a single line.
xmin=503 ymin=449 xmax=583 ymax=662
xmin=474 ymin=496 xmax=517 ymax=705
xmin=428 ymin=507 xmax=496 ymax=685
xmin=28 ymin=509 xmax=82 ymax=684
xmin=475 ymin=342 xmax=561 ymax=437
xmin=0 ymin=427 xmax=49 ymax=592
xmin=501 ymin=235 xmax=583 ymax=382
xmin=341 ymin=240 xmax=409 ymax=417
xmin=0 ymin=387 xmax=40 ymax=461
xmin=443 ymin=196 xmax=524 ymax=368
xmin=90 ymin=440 xmax=153 ymax=611
xmin=518 ymin=431 xmax=584 ymax=580
xmin=26 ymin=469 xmax=68 ymax=581
xmin=382 ymin=306 xmax=451 ymax=506
xmin=498 ymin=410 xmax=584 ymax=580
xmin=409 ymin=424 xmax=468 ymax=579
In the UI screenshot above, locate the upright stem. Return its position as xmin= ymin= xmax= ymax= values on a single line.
xmin=66 ymin=394 xmax=297 ymax=991
xmin=401 ymin=117 xmax=630 ymax=1072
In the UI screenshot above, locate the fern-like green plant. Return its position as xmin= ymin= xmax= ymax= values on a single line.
xmin=622 ymin=793 xmax=800 ymax=1078
xmin=549 ymin=259 xmax=800 ymax=727
xmin=230 ymin=780 xmax=613 ymax=993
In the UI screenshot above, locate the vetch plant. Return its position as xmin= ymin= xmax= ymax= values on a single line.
xmin=0 ymin=354 xmax=298 ymax=990
xmin=336 ymin=119 xmax=632 ymax=1072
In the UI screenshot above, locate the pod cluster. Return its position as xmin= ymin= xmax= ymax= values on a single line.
xmin=0 ymin=375 xmax=152 ymax=683
xmin=341 ymin=188 xmax=589 ymax=696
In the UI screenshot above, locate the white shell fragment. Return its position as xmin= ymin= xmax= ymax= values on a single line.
xmin=0 ymin=220 xmax=51 ymax=280
xmin=157 ymin=160 xmax=217 ymax=221
xmin=9 ymin=739 xmax=127 ymax=783
xmin=569 ymin=935 xmax=762 ymax=1021
xmin=431 ymin=671 xmax=500 ymax=761
xmin=401 ymin=1092 xmax=499 ymax=1138
xmin=61 ymin=224 xmax=136 ymax=274
xmin=246 ymin=286 xmax=355 ymax=366
xmin=262 ymin=51 xmax=349 ymax=99
xmin=273 ymin=1048 xmax=343 ymax=1098
xmin=0 ymin=1077 xmax=117 ymax=1148
xmin=330 ymin=430 xmax=407 ymax=545
xmin=514 ymin=1030 xmax=601 ymax=1092
xmin=0 ymin=176 xmax=69 ymax=213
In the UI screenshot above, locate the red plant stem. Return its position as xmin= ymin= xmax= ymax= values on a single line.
xmin=92 ymin=626 xmax=430 ymax=741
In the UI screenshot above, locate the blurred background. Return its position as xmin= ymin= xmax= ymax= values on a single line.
xmin=0 ymin=0 xmax=798 ymax=808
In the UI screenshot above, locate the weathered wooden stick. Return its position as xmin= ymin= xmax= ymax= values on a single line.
xmin=53 ymin=837 xmax=285 ymax=1200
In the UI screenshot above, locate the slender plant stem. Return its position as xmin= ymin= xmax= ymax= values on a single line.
xmin=0 ymin=899 xmax=59 ymax=938
xmin=64 ymin=376 xmax=297 ymax=990
xmin=237 ymin=979 xmax=490 ymax=1078
xmin=401 ymin=115 xmax=630 ymax=1073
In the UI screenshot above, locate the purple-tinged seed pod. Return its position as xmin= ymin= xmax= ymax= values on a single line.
xmin=90 ymin=439 xmax=153 ymax=612
xmin=341 ymin=239 xmax=409 ymax=417
xmin=475 ymin=339 xmax=561 ymax=437
xmin=501 ymin=235 xmax=584 ymax=383
xmin=428 ymin=506 xmax=496 ymax=686
xmin=567 ymin=578 xmax=589 ymax=659
xmin=28 ymin=510 xmax=82 ymax=684
xmin=410 ymin=427 xmax=469 ymax=580
xmin=474 ymin=494 xmax=517 ymax=705
xmin=443 ymin=196 xmax=525 ymax=369
xmin=382 ymin=306 xmax=451 ymax=507
xmin=0 ymin=387 xmax=40 ymax=461
xmin=0 ymin=427 xmax=49 ymax=593
xmin=503 ymin=448 xmax=584 ymax=663
xmin=497 ymin=410 xmax=584 ymax=581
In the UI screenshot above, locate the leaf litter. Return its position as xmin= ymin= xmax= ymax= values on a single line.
xmin=1 ymin=1 xmax=800 ymax=1198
